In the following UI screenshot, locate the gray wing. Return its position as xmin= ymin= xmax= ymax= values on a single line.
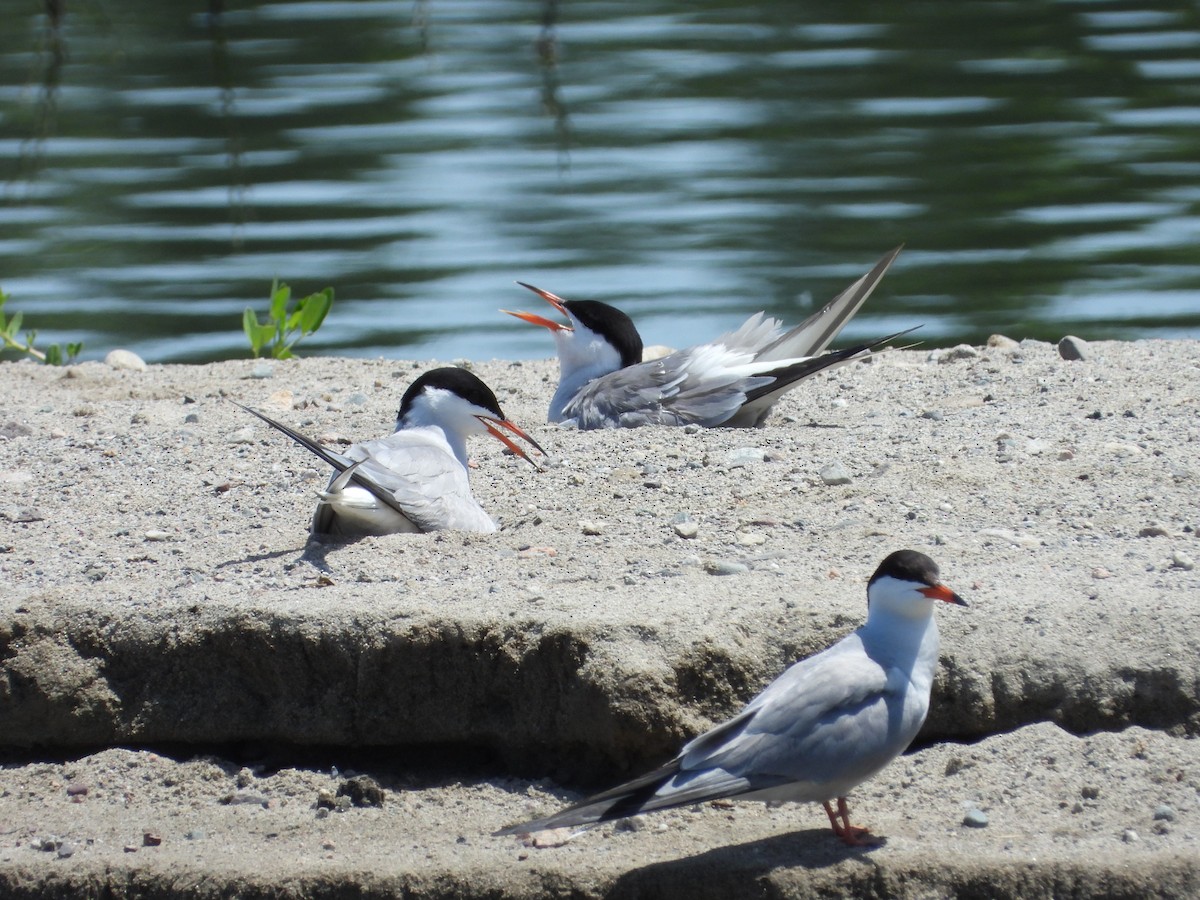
xmin=495 ymin=632 xmax=910 ymax=834
xmin=561 ymin=351 xmax=773 ymax=429
xmin=677 ymin=634 xmax=903 ymax=789
xmin=238 ymin=405 xmax=495 ymax=534
xmin=757 ymin=245 xmax=903 ymax=362
xmin=337 ymin=432 xmax=497 ymax=533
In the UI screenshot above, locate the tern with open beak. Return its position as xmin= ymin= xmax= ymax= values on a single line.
xmin=239 ymin=367 xmax=546 ymax=536
xmin=496 ymin=550 xmax=966 ymax=846
xmin=505 ymin=246 xmax=912 ymax=429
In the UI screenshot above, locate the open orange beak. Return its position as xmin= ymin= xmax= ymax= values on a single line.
xmin=477 ymin=415 xmax=549 ymax=470
xmin=919 ymin=584 xmax=968 ymax=606
xmin=501 ymin=282 xmax=573 ymax=333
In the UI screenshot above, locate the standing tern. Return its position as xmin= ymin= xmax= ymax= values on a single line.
xmin=239 ymin=366 xmax=546 ymax=537
xmin=504 ymin=246 xmax=911 ymax=429
xmin=496 ymin=549 xmax=966 ymax=845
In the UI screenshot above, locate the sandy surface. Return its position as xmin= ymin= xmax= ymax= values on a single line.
xmin=1 ymin=339 xmax=1199 ymax=898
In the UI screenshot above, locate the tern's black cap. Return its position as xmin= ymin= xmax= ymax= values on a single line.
xmin=564 ymin=299 xmax=644 ymax=369
xmin=398 ymin=367 xmax=505 ymax=421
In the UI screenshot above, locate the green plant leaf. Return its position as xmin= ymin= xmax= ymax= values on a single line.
xmin=7 ymin=311 xmax=22 ymax=337
xmin=298 ymin=288 xmax=333 ymax=335
xmin=269 ymin=281 xmax=291 ymax=323
xmin=243 ymin=307 xmax=275 ymax=357
xmin=44 ymin=344 xmax=62 ymax=366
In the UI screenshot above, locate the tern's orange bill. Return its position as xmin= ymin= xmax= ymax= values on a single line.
xmin=516 ymin=282 xmax=569 ymax=314
xmin=501 ymin=308 xmax=569 ymax=332
xmin=919 ymin=584 xmax=968 ymax=606
xmin=478 ymin=416 xmax=548 ymax=470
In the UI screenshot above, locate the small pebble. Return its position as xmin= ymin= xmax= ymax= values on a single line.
xmin=337 ymin=775 xmax=385 ymax=808
xmin=105 ymin=349 xmax=147 ymax=372
xmin=819 ymin=462 xmax=853 ymax=486
xmin=1153 ymin=804 xmax=1176 ymax=822
xmin=673 ymin=521 xmax=699 ymax=539
xmin=920 ymin=409 xmax=943 ymax=421
xmin=704 ymin=560 xmax=749 ymax=576
xmin=1057 ymin=335 xmax=1089 ymax=361
xmin=1170 ymin=550 xmax=1195 ymax=571
xmin=221 ymin=791 xmax=270 ymax=807
xmin=962 ymin=808 xmax=989 ymax=828
xmin=236 ymin=767 xmax=254 ymax=788
xmin=316 ymin=790 xmax=337 ymax=810
xmin=143 ymin=832 xmax=162 ymax=847
xmin=144 ymin=530 xmax=172 ymax=542
xmin=725 ymin=447 xmax=766 ymax=468
xmin=56 ymin=842 xmax=75 ymax=859
xmin=736 ymin=532 xmax=766 ymax=547
xmin=580 ymin=521 xmax=604 ymax=536
xmin=1122 ymin=828 xmax=1139 ymax=843
xmin=987 ymin=334 xmax=1020 ymax=350
xmin=66 ymin=782 xmax=89 ymax=798
xmin=929 ymin=344 xmax=979 ymax=364
xmin=227 ymin=426 xmax=258 ymax=444
xmin=1138 ymin=525 xmax=1170 ymax=538
xmin=682 ymin=424 xmax=701 ymax=434
xmin=250 ymin=364 xmax=275 ymax=379
xmin=642 ymin=344 xmax=674 ymax=361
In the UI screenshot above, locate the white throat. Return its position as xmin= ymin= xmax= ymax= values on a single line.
xmin=397 ymin=389 xmax=480 ymax=469
xmin=549 ymin=326 xmax=626 ymax=422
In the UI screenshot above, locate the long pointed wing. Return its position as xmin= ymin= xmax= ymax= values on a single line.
xmin=757 ymin=245 xmax=904 ymax=362
xmin=236 ymin=404 xmax=415 ymax=523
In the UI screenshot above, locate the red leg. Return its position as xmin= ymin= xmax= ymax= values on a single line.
xmin=822 ymin=797 xmax=876 ymax=846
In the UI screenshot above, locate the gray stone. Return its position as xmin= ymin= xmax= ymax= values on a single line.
xmin=105 ymin=349 xmax=147 ymax=372
xmin=1153 ymin=805 xmax=1176 ymax=822
xmin=1170 ymin=551 xmax=1195 ymax=571
xmin=819 ymin=462 xmax=852 ymax=486
xmin=725 ymin=447 xmax=766 ymax=468
xmin=929 ymin=344 xmax=980 ymax=364
xmin=1058 ymin=335 xmax=1089 ymax=361
xmin=704 ymin=560 xmax=749 ymax=576
xmin=963 ymin=808 xmax=989 ymax=828
xmin=673 ymin=520 xmax=699 ymax=539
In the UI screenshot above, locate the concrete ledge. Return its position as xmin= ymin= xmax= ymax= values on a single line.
xmin=2 ymin=343 xmax=1199 ymax=896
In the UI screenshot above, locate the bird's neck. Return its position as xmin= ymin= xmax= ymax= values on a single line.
xmin=861 ymin=610 xmax=940 ymax=689
xmin=548 ymin=362 xmax=613 ymax=422
xmin=396 ymin=419 xmax=470 ymax=471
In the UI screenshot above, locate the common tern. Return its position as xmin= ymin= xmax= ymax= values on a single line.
xmin=239 ymin=367 xmax=546 ymax=536
xmin=504 ymin=246 xmax=911 ymax=429
xmin=496 ymin=549 xmax=966 ymax=845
